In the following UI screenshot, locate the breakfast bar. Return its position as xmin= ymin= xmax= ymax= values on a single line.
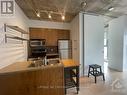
xmin=62 ymin=59 xmax=79 ymax=94
xmin=0 ymin=59 xmax=79 ymax=95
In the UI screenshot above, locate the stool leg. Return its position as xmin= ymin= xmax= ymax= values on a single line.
xmin=88 ymin=67 xmax=90 ymax=77
xmin=95 ymin=76 xmax=97 ymax=83
xmin=103 ymin=74 xmax=105 ymax=81
xmin=65 ymin=89 xmax=67 ymax=94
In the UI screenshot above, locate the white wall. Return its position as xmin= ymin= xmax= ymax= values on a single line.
xmin=70 ymin=13 xmax=85 ymax=76
xmin=70 ymin=13 xmax=104 ymax=76
xmin=70 ymin=15 xmax=80 ymax=62
xmin=108 ymin=16 xmax=127 ymax=71
xmin=70 ymin=14 xmax=83 ymax=75
xmin=83 ymin=14 xmax=104 ymax=75
xmin=0 ymin=2 xmax=29 ymax=69
xmin=28 ymin=20 xmax=70 ymax=30
xmin=123 ymin=32 xmax=127 ymax=70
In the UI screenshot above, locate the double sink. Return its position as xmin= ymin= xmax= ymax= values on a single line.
xmin=28 ymin=58 xmax=60 ymax=68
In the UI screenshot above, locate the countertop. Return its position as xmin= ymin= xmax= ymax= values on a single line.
xmin=61 ymin=59 xmax=79 ymax=68
xmin=0 ymin=61 xmax=63 ymax=75
xmin=0 ymin=59 xmax=79 ymax=75
xmin=0 ymin=61 xmax=31 ymax=74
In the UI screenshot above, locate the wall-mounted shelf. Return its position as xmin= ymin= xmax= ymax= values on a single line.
xmin=4 ymin=24 xmax=29 ymax=43
xmin=6 ymin=36 xmax=28 ymax=41
xmin=6 ymin=25 xmax=29 ymax=34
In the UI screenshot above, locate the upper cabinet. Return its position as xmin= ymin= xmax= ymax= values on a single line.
xmin=58 ymin=30 xmax=70 ymax=40
xmin=29 ymin=28 xmax=70 ymax=46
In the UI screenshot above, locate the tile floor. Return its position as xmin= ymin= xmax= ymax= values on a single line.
xmin=67 ymin=64 xmax=127 ymax=95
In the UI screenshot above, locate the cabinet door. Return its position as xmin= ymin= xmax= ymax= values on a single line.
xmin=58 ymin=30 xmax=70 ymax=40
xmin=46 ymin=30 xmax=58 ymax=46
xmin=30 ymin=28 xmax=42 ymax=39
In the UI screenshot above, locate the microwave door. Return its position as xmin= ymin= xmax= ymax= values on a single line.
xmin=30 ymin=41 xmax=41 ymax=47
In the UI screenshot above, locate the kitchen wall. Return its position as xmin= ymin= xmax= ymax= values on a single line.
xmin=108 ymin=15 xmax=127 ymax=71
xmin=28 ymin=20 xmax=70 ymax=30
xmin=70 ymin=14 xmax=84 ymax=76
xmin=123 ymin=32 xmax=127 ymax=71
xmin=0 ymin=2 xmax=29 ymax=69
xmin=70 ymin=15 xmax=80 ymax=63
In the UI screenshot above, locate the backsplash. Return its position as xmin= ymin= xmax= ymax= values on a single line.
xmin=46 ymin=46 xmax=58 ymax=54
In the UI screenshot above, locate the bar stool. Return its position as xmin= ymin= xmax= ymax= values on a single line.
xmin=88 ymin=64 xmax=105 ymax=83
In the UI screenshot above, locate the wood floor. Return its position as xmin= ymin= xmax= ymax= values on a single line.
xmin=67 ymin=66 xmax=127 ymax=95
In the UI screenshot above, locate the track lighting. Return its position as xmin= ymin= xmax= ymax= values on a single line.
xmin=37 ymin=10 xmax=66 ymax=21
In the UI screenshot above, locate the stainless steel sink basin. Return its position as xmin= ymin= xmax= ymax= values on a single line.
xmin=28 ymin=60 xmax=45 ymax=68
xmin=28 ymin=58 xmax=60 ymax=68
xmin=47 ymin=58 xmax=60 ymax=65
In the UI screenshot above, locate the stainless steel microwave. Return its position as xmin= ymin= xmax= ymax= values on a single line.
xmin=30 ymin=39 xmax=45 ymax=47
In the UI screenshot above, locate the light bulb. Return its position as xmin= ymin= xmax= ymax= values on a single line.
xmin=48 ymin=14 xmax=52 ymax=19
xmin=36 ymin=12 xmax=40 ymax=17
xmin=62 ymin=15 xmax=65 ymax=20
xmin=109 ymin=7 xmax=114 ymax=11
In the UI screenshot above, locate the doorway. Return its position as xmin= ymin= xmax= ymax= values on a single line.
xmin=104 ymin=25 xmax=108 ymax=73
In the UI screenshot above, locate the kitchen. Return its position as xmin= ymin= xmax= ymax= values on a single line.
xmin=0 ymin=24 xmax=79 ymax=95
xmin=0 ymin=0 xmax=80 ymax=94
xmin=1 ymin=0 xmax=127 ymax=95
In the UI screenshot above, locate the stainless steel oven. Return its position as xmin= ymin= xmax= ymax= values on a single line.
xmin=30 ymin=39 xmax=45 ymax=47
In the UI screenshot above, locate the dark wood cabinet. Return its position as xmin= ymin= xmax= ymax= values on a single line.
xmin=29 ymin=28 xmax=70 ymax=46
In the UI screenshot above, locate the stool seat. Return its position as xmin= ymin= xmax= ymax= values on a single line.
xmin=89 ymin=64 xmax=101 ymax=69
xmin=88 ymin=64 xmax=105 ymax=83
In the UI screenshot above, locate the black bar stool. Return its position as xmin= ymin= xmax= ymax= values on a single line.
xmin=88 ymin=64 xmax=105 ymax=83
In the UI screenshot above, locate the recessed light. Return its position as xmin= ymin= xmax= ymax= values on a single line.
xmin=108 ymin=7 xmax=114 ymax=11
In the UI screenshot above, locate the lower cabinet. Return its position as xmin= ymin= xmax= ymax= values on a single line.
xmin=0 ymin=65 xmax=64 ymax=95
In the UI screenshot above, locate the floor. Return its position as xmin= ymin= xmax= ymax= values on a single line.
xmin=67 ymin=63 xmax=127 ymax=95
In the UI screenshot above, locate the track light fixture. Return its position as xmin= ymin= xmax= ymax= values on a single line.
xmin=48 ymin=13 xmax=52 ymax=19
xmin=81 ymin=1 xmax=87 ymax=9
xmin=36 ymin=11 xmax=40 ymax=17
xmin=62 ymin=15 xmax=65 ymax=20
xmin=108 ymin=7 xmax=114 ymax=11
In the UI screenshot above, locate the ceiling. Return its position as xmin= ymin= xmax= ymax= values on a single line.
xmin=15 ymin=0 xmax=127 ymax=22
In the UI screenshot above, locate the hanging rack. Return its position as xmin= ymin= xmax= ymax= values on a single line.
xmin=4 ymin=24 xmax=29 ymax=43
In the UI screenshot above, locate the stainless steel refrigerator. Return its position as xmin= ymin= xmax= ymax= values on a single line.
xmin=58 ymin=40 xmax=72 ymax=59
